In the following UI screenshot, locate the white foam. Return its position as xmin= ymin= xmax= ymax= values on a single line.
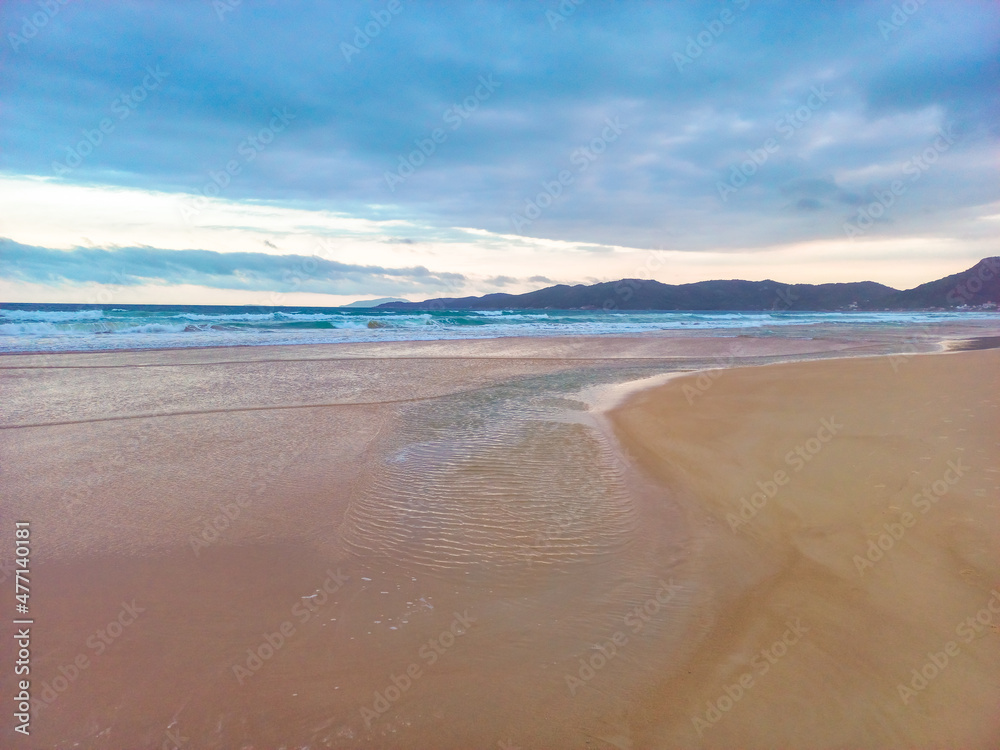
xmin=0 ymin=322 xmax=62 ymax=335
xmin=172 ymin=312 xmax=275 ymax=321
xmin=2 ymin=309 xmax=998 ymax=354
xmin=0 ymin=309 xmax=104 ymax=322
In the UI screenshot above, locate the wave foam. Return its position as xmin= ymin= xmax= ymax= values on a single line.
xmin=173 ymin=312 xmax=276 ymax=322
xmin=1 ymin=309 xmax=104 ymax=322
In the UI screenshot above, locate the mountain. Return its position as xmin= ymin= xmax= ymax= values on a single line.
xmin=882 ymin=257 xmax=1000 ymax=309
xmin=377 ymin=257 xmax=999 ymax=312
xmin=342 ymin=297 xmax=410 ymax=308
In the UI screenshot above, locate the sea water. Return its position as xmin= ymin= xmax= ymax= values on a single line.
xmin=3 ymin=303 xmax=997 ymax=353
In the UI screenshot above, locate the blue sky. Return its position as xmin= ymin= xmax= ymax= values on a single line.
xmin=1 ymin=0 xmax=997 ymax=304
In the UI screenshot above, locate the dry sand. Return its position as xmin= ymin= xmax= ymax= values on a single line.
xmin=1 ymin=325 xmax=998 ymax=748
xmin=611 ymin=348 xmax=1000 ymax=748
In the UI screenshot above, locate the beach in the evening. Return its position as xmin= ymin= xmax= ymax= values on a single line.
xmin=4 ymin=1 xmax=999 ymax=746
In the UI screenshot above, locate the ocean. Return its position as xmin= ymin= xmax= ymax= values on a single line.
xmin=2 ymin=303 xmax=998 ymax=353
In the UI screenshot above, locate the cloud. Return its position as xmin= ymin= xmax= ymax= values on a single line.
xmin=485 ymin=275 xmax=516 ymax=287
xmin=0 ymin=0 xmax=996 ymax=260
xmin=0 ymin=239 xmax=466 ymax=297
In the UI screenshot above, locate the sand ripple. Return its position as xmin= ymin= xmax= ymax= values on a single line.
xmin=342 ymin=387 xmax=637 ymax=571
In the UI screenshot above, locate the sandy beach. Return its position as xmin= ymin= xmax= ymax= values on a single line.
xmin=611 ymin=345 xmax=1000 ymax=748
xmin=2 ymin=324 xmax=999 ymax=748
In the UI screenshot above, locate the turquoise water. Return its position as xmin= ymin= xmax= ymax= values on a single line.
xmin=2 ymin=303 xmax=998 ymax=352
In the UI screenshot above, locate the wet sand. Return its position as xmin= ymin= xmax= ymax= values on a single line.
xmin=1 ymin=323 xmax=998 ymax=748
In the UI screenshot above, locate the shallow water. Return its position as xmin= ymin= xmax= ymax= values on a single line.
xmin=2 ymin=348 xmax=711 ymax=747
xmin=344 ymin=373 xmax=639 ymax=572
xmin=330 ymin=366 xmax=708 ymax=746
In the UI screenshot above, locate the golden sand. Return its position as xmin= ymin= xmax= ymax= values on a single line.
xmin=611 ymin=348 xmax=1000 ymax=748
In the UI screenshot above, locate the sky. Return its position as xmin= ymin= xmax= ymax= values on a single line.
xmin=1 ymin=0 xmax=997 ymax=305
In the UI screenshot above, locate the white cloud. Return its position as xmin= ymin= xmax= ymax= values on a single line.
xmin=0 ymin=175 xmax=994 ymax=304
